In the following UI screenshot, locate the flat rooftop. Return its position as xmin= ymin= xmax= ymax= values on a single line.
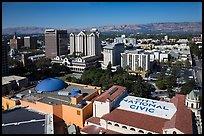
xmin=2 ymin=75 xmax=27 ymax=85
xmin=2 ymin=107 xmax=46 ymax=134
xmin=18 ymin=83 xmax=98 ymax=108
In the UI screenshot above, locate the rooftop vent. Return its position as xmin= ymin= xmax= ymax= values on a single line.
xmin=58 ymin=91 xmax=69 ymax=96
xmin=16 ymin=93 xmax=24 ymax=98
xmin=108 ymin=87 xmax=118 ymax=95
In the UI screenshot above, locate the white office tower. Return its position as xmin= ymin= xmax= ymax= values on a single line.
xmin=102 ymin=43 xmax=124 ymax=67
xmin=121 ymin=50 xmax=150 ymax=71
xmin=70 ymin=29 xmax=101 ymax=57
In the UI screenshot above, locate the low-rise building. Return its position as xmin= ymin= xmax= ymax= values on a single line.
xmin=52 ymin=55 xmax=101 ymax=72
xmin=81 ymin=85 xmax=195 ymax=134
xmin=11 ymin=78 xmax=101 ymax=129
xmin=2 ymin=75 xmax=29 ymax=96
xmin=2 ymin=106 xmax=54 ymax=134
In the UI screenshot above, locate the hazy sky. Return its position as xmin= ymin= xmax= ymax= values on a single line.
xmin=2 ymin=2 xmax=202 ymax=29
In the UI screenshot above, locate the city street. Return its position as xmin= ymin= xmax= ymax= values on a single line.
xmin=193 ymin=57 xmax=202 ymax=96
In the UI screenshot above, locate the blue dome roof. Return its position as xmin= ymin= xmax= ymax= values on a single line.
xmin=35 ymin=78 xmax=67 ymax=92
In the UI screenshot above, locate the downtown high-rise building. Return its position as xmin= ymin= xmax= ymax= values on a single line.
xmin=10 ymin=33 xmax=23 ymax=50
xmin=24 ymin=36 xmax=37 ymax=49
xmin=2 ymin=39 xmax=9 ymax=76
xmin=45 ymin=29 xmax=68 ymax=58
xmin=69 ymin=29 xmax=101 ymax=57
xmin=102 ymin=43 xmax=124 ymax=67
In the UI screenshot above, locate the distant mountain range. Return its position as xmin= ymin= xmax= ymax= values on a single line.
xmin=2 ymin=22 xmax=202 ymax=35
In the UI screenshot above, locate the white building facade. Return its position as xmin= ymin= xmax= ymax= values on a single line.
xmin=70 ymin=29 xmax=101 ymax=57
xmin=102 ymin=43 xmax=124 ymax=68
xmin=52 ymin=55 xmax=100 ymax=72
xmin=185 ymin=90 xmax=201 ymax=117
xmin=121 ymin=50 xmax=150 ymax=71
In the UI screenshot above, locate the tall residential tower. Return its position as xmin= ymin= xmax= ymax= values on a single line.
xmin=121 ymin=50 xmax=150 ymax=71
xmin=70 ymin=29 xmax=101 ymax=57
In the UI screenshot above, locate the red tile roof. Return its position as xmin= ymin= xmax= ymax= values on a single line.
xmin=100 ymin=94 xmax=193 ymax=134
xmin=101 ymin=108 xmax=168 ymax=133
xmin=86 ymin=117 xmax=100 ymax=125
xmin=163 ymin=94 xmax=193 ymax=134
xmin=81 ymin=125 xmax=121 ymax=134
xmin=95 ymin=85 xmax=126 ymax=102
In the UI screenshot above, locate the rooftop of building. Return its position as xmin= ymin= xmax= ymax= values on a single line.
xmin=35 ymin=78 xmax=68 ymax=92
xmin=103 ymin=44 xmax=115 ymax=49
xmin=95 ymin=85 xmax=126 ymax=102
xmin=2 ymin=75 xmax=27 ymax=85
xmin=85 ymin=117 xmax=100 ymax=126
xmin=2 ymin=106 xmax=50 ymax=134
xmin=101 ymin=108 xmax=168 ymax=133
xmin=163 ymin=94 xmax=192 ymax=134
xmin=45 ymin=29 xmax=67 ymax=33
xmin=24 ymin=36 xmax=30 ymax=38
xmin=100 ymin=94 xmax=192 ymax=134
xmin=70 ymin=29 xmax=99 ymax=36
xmin=28 ymin=54 xmax=46 ymax=59
xmin=187 ymin=90 xmax=199 ymax=100
xmin=18 ymin=82 xmax=98 ymax=108
xmin=103 ymin=42 xmax=124 ymax=50
xmin=72 ymin=55 xmax=100 ymax=62
xmin=124 ymin=49 xmax=145 ymax=54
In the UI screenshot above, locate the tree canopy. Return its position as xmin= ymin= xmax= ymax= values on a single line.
xmin=180 ymin=79 xmax=196 ymax=95
xmin=78 ymin=65 xmax=154 ymax=98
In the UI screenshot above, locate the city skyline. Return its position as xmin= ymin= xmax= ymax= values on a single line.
xmin=2 ymin=2 xmax=202 ymax=29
